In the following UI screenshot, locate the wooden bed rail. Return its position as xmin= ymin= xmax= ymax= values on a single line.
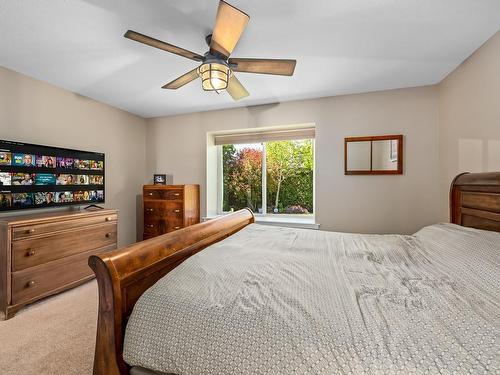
xmin=88 ymin=209 xmax=255 ymax=375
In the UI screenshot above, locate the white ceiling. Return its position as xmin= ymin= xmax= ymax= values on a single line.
xmin=0 ymin=0 xmax=499 ymax=118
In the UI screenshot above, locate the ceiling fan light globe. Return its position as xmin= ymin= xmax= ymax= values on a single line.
xmin=198 ymin=62 xmax=230 ymax=91
xmin=211 ymin=78 xmax=227 ymax=90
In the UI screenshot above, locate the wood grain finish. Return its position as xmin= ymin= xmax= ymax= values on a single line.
xmin=0 ymin=222 xmax=9 ymax=319
xmin=0 ymin=208 xmax=118 ymax=319
xmin=162 ymin=68 xmax=199 ymax=90
xmin=450 ymin=172 xmax=500 ymax=232
xmin=89 ymin=208 xmax=255 ymax=375
xmin=143 ymin=185 xmax=199 ymax=240
xmin=12 ymin=213 xmax=117 ymax=240
xmin=229 ymin=58 xmax=297 ymax=76
xmin=209 ymin=0 xmax=249 ymax=58
xmin=12 ymin=223 xmax=117 ymax=271
xmin=144 ymin=201 xmax=183 ymax=217
xmin=124 ymin=30 xmax=203 ymax=62
xmin=462 ymin=192 xmax=500 ymax=212
xmin=12 ymin=245 xmax=115 ymax=305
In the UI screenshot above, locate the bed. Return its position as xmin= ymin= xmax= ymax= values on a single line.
xmin=89 ymin=172 xmax=500 ymax=375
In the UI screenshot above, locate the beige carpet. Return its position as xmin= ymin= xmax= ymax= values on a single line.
xmin=0 ymin=280 xmax=97 ymax=375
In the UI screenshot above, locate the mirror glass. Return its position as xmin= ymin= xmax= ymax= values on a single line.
xmin=372 ymin=140 xmax=399 ymax=171
xmin=346 ymin=141 xmax=371 ymax=171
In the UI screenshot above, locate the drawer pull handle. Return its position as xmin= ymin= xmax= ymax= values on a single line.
xmin=174 ymin=193 xmax=180 ymax=196
xmin=148 ymin=193 xmax=153 ymax=196
xmin=105 ymin=232 xmax=112 ymax=238
xmin=105 ymin=216 xmax=114 ymax=222
xmin=174 ymin=209 xmax=180 ymax=213
xmin=148 ymin=224 xmax=154 ymax=228
xmin=27 ymin=228 xmax=35 ymax=234
xmin=173 ymin=226 xmax=181 ymax=230
xmin=147 ymin=208 xmax=154 ymax=212
xmin=27 ymin=249 xmax=36 ymax=257
xmin=27 ymin=280 xmax=36 ymax=288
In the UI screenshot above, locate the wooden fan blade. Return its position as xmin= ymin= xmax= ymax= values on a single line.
xmin=162 ymin=68 xmax=199 ymax=89
xmin=124 ymin=30 xmax=204 ymax=62
xmin=226 ymin=74 xmax=249 ymax=101
xmin=229 ymin=58 xmax=296 ymax=76
xmin=210 ymin=1 xmax=249 ymax=58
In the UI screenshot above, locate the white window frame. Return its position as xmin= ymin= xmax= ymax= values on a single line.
xmin=217 ymin=139 xmax=315 ymax=219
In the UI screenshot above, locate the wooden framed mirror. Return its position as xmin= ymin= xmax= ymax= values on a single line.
xmin=345 ymin=135 xmax=403 ymax=175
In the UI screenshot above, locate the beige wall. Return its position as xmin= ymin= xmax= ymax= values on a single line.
xmin=146 ymin=86 xmax=441 ymax=235
xmin=438 ymin=31 xmax=500 ymax=219
xmin=146 ymin=31 xmax=500 ymax=235
xmin=0 ymin=66 xmax=147 ymax=246
xmin=1 ymin=31 xmax=497 ymax=239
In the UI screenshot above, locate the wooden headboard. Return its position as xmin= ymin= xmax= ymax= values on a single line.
xmin=450 ymin=172 xmax=500 ymax=232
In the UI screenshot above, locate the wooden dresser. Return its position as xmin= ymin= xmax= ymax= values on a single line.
xmin=0 ymin=208 xmax=117 ymax=319
xmin=143 ymin=185 xmax=200 ymax=240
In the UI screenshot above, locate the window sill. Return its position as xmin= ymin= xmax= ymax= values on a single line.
xmin=203 ymin=214 xmax=320 ymax=230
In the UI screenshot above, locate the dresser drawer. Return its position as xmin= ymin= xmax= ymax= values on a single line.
xmin=11 ymin=245 xmax=115 ymax=305
xmin=144 ymin=201 xmax=183 ymax=219
xmin=144 ymin=189 xmax=163 ymax=200
xmin=143 ymin=202 xmax=160 ymax=218
xmin=12 ymin=213 xmax=117 ymax=240
xmin=164 ymin=189 xmax=183 ymax=200
xmin=144 ymin=189 xmax=183 ymax=201
xmin=143 ymin=219 xmax=163 ymax=236
xmin=144 ymin=217 xmax=182 ymax=237
xmin=166 ymin=215 xmax=183 ymax=231
xmin=12 ymin=223 xmax=117 ymax=271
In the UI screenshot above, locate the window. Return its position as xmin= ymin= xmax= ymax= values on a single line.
xmin=219 ymin=136 xmax=314 ymax=216
xmin=265 ymin=139 xmax=314 ymax=215
xmin=222 ymin=143 xmax=263 ymax=213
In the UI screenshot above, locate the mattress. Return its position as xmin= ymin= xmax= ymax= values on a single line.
xmin=123 ymin=223 xmax=500 ymax=374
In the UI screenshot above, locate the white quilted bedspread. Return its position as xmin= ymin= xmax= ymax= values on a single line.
xmin=123 ymin=223 xmax=500 ymax=374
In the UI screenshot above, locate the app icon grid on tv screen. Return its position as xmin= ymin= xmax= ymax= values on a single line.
xmin=0 ymin=139 xmax=105 ymax=211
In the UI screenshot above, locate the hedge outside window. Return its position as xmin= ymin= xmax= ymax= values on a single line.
xmin=221 ymin=139 xmax=314 ymax=215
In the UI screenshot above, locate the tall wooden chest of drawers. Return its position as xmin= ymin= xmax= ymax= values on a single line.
xmin=143 ymin=185 xmax=200 ymax=240
xmin=0 ymin=208 xmax=117 ymax=319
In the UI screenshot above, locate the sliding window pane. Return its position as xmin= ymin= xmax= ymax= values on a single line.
xmin=266 ymin=139 xmax=314 ymax=215
xmin=222 ymin=143 xmax=263 ymax=213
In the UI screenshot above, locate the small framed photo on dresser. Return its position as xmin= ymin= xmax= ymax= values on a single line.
xmin=153 ymin=174 xmax=167 ymax=185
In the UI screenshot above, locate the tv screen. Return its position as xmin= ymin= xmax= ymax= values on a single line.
xmin=0 ymin=139 xmax=104 ymax=211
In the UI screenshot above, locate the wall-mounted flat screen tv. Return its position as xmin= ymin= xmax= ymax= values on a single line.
xmin=0 ymin=139 xmax=104 ymax=211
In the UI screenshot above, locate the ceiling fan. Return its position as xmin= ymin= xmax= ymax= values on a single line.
xmin=124 ymin=0 xmax=296 ymax=101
